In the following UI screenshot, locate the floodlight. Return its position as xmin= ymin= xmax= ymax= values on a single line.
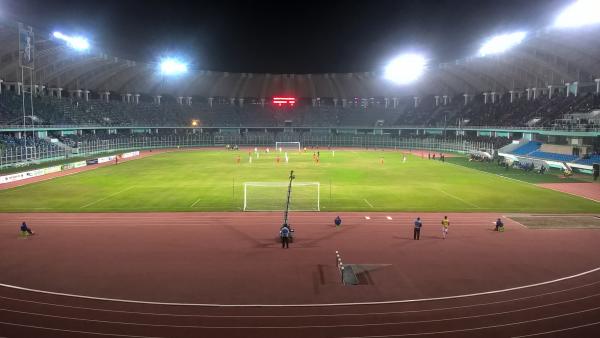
xmin=159 ymin=58 xmax=188 ymax=76
xmin=478 ymin=31 xmax=527 ymax=57
xmin=384 ymin=53 xmax=427 ymax=85
xmin=555 ymin=0 xmax=600 ymax=28
xmin=53 ymin=31 xmax=90 ymax=51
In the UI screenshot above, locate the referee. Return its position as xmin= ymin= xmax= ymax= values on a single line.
xmin=280 ymin=224 xmax=291 ymax=248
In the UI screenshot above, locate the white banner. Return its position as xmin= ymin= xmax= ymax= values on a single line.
xmin=120 ymin=151 xmax=140 ymax=159
xmin=98 ymin=155 xmax=116 ymax=164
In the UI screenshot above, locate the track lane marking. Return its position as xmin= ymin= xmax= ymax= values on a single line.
xmin=0 ymin=267 xmax=598 ymax=307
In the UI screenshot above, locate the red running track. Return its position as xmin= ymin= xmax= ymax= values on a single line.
xmin=1 ymin=212 xmax=599 ymax=337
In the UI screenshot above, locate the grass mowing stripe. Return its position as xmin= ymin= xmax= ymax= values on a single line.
xmin=80 ymin=186 xmax=136 ymax=209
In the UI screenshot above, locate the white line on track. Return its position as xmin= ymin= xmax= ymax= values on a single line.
xmin=510 ymin=321 xmax=600 ymax=337
xmin=0 ymin=267 xmax=597 ymax=307
xmin=363 ymin=199 xmax=374 ymax=208
xmin=338 ymin=306 xmax=600 ymax=337
xmin=80 ymin=186 xmax=135 ymax=209
xmin=1 ymin=293 xmax=599 ymax=329
xmin=438 ymin=189 xmax=480 ymax=209
xmin=2 ymin=281 xmax=598 ymax=318
xmin=386 ymin=216 xmax=393 ymax=220
xmin=0 ymin=321 xmax=161 ymax=337
xmin=365 ymin=216 xmax=371 ymax=220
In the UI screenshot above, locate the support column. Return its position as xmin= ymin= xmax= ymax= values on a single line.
xmin=595 ymin=79 xmax=600 ymax=95
xmin=463 ymin=94 xmax=471 ymax=105
xmin=526 ymin=88 xmax=531 ymax=101
xmin=17 ymin=82 xmax=22 ymax=95
xmin=443 ymin=95 xmax=448 ymax=105
xmin=187 ymin=96 xmax=193 ymax=106
xmin=0 ymin=79 xmax=3 ymax=94
xmin=121 ymin=94 xmax=127 ymax=103
xmin=229 ymin=97 xmax=235 ymax=106
xmin=104 ymin=91 xmax=110 ymax=102
xmin=565 ymin=83 xmax=570 ymax=97
xmin=126 ymin=93 xmax=132 ymax=103
xmin=312 ymin=98 xmax=317 ymax=107
xmin=177 ymin=96 xmax=184 ymax=105
xmin=491 ymin=92 xmax=497 ymax=104
xmin=413 ymin=96 xmax=420 ymax=108
xmin=260 ymin=98 xmax=265 ymax=107
xmin=342 ymin=98 xmax=347 ymax=108
xmin=208 ymin=97 xmax=214 ymax=107
xmin=532 ymin=87 xmax=538 ymax=100
xmin=483 ymin=92 xmax=489 ymax=104
xmin=333 ymin=98 xmax=338 ymax=108
xmin=434 ymin=95 xmax=440 ymax=107
xmin=509 ymin=90 xmax=515 ymax=103
xmin=573 ymin=81 xmax=578 ymax=97
xmin=134 ymin=94 xmax=140 ymax=104
xmin=57 ymin=88 xmax=63 ymax=99
xmin=154 ymin=95 xmax=162 ymax=105
xmin=383 ymin=97 xmax=388 ymax=108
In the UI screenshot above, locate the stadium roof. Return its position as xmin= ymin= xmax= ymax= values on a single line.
xmin=0 ymin=19 xmax=599 ymax=98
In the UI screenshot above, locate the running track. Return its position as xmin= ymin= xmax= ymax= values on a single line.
xmin=1 ymin=212 xmax=600 ymax=337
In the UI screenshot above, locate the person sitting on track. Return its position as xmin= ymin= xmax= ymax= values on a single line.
xmin=20 ymin=221 xmax=34 ymax=235
xmin=494 ymin=218 xmax=504 ymax=231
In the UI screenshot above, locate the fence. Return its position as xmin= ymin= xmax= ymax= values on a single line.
xmin=0 ymin=134 xmax=493 ymax=169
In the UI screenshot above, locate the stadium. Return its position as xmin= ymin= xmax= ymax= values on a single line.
xmin=0 ymin=0 xmax=599 ymax=337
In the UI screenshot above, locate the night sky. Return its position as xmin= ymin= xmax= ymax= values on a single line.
xmin=3 ymin=0 xmax=574 ymax=73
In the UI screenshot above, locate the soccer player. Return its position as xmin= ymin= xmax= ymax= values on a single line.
xmin=276 ymin=155 xmax=281 ymax=164
xmin=236 ymin=155 xmax=241 ymax=164
xmin=441 ymin=216 xmax=450 ymax=239
xmin=380 ymin=157 xmax=384 ymax=165
xmin=335 ymin=216 xmax=342 ymax=228
xmin=284 ymin=152 xmax=289 ymax=163
xmin=403 ymin=155 xmax=407 ymax=163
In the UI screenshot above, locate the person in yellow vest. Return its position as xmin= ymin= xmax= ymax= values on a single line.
xmin=441 ymin=216 xmax=450 ymax=239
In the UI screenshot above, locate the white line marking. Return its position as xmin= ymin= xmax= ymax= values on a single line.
xmin=80 ymin=186 xmax=135 ymax=209
xmin=190 ymin=197 xmax=203 ymax=208
xmin=365 ymin=216 xmax=371 ymax=220
xmin=0 ymin=267 xmax=597 ymax=307
xmin=1 ymin=293 xmax=599 ymax=329
xmin=338 ymin=306 xmax=600 ymax=337
xmin=504 ymin=215 xmax=528 ymax=228
xmin=363 ymin=199 xmax=374 ymax=208
xmin=438 ymin=189 xmax=480 ymax=209
xmin=511 ymin=321 xmax=600 ymax=337
xmin=386 ymin=216 xmax=393 ymax=220
xmin=2 ymin=280 xmax=597 ymax=318
xmin=0 ymin=321 xmax=162 ymax=337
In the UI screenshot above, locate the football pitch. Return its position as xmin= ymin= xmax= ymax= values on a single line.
xmin=0 ymin=149 xmax=598 ymax=213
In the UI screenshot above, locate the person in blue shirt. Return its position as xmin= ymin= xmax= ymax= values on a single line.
xmin=495 ymin=218 xmax=504 ymax=231
xmin=20 ymin=221 xmax=34 ymax=235
xmin=334 ymin=216 xmax=342 ymax=228
xmin=280 ymin=224 xmax=291 ymax=248
xmin=414 ymin=217 xmax=422 ymax=240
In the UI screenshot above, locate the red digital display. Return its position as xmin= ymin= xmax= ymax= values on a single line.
xmin=273 ymin=97 xmax=296 ymax=106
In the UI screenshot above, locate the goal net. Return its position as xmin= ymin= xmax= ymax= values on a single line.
xmin=243 ymin=182 xmax=320 ymax=211
xmin=275 ymin=142 xmax=301 ymax=152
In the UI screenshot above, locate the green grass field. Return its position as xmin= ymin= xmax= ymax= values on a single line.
xmin=0 ymin=149 xmax=598 ymax=213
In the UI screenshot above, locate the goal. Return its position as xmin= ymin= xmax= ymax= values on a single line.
xmin=275 ymin=141 xmax=301 ymax=152
xmin=243 ymin=182 xmax=320 ymax=211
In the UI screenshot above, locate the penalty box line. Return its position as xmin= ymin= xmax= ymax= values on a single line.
xmin=80 ymin=186 xmax=136 ymax=209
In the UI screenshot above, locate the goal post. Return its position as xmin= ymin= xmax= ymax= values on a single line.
xmin=275 ymin=141 xmax=301 ymax=152
xmin=243 ymin=181 xmax=320 ymax=211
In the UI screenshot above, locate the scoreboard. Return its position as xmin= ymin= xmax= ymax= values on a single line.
xmin=272 ymin=97 xmax=296 ymax=106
